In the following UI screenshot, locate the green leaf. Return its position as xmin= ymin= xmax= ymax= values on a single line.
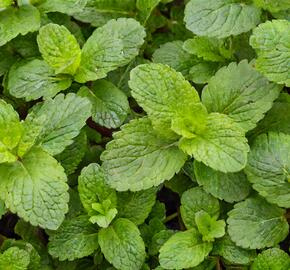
xmin=188 ymin=62 xmax=221 ymax=84
xmin=194 ymin=161 xmax=251 ymax=203
xmin=180 ymin=187 xmax=220 ymax=229
xmin=179 ymin=113 xmax=249 ymax=173
xmin=78 ymin=80 xmax=129 ymax=128
xmin=101 ymin=118 xmax=187 ymax=191
xmin=37 ymin=23 xmax=81 ymax=75
xmin=129 ymin=63 xmax=200 ymax=138
xmin=148 ymin=230 xmax=175 ymax=256
xmin=78 ymin=163 xmax=117 ymax=216
xmin=227 ymin=196 xmax=289 ymax=249
xmin=7 ymin=59 xmax=72 ymax=101
xmin=253 ymin=0 xmax=290 ymax=13
xmin=0 ymin=99 xmax=22 ymax=163
xmin=195 ymin=211 xmax=226 ymax=242
xmin=250 ymin=20 xmax=290 ymax=86
xmin=152 ymin=41 xmax=198 ymax=78
xmin=202 ymin=61 xmax=281 ymax=132
xmin=184 ymin=0 xmax=261 ymax=38
xmin=251 ymin=248 xmax=290 ymax=270
xmin=183 ymin=37 xmax=233 ymax=62
xmin=0 ymin=0 xmax=13 ymax=9
xmin=0 ymin=45 xmax=17 ymax=77
xmin=159 ymin=229 xmax=213 ymax=269
xmin=117 ymin=188 xmax=156 ymax=225
xmin=0 ymin=247 xmax=30 ymax=270
xmin=48 ymin=215 xmax=99 ymax=261
xmin=38 ymin=0 xmax=88 ymax=15
xmin=212 ymin=235 xmax=256 ymax=265
xmin=75 ymin=18 xmax=145 ymax=83
xmin=245 ymin=132 xmax=290 ymax=208
xmin=0 ymin=147 xmax=69 ymax=230
xmin=137 ymin=0 xmax=160 ymax=24
xmin=98 ymin=218 xmax=146 ymax=270
xmin=0 ymin=199 xmax=6 ymax=219
xmin=29 ymin=93 xmax=91 ymax=155
xmin=0 ymin=5 xmax=40 ymax=46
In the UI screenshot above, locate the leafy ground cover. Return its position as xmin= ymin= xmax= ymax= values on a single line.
xmin=0 ymin=0 xmax=290 ymax=269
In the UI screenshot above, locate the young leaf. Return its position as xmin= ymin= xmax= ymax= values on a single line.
xmin=29 ymin=93 xmax=91 ymax=155
xmin=159 ymin=229 xmax=213 ymax=269
xmin=179 ymin=113 xmax=249 ymax=173
xmin=202 ymin=61 xmax=281 ymax=132
xmin=250 ymin=20 xmax=290 ymax=86
xmin=75 ymin=18 xmax=146 ymax=83
xmin=7 ymin=59 xmax=72 ymax=101
xmin=37 ymin=23 xmax=81 ymax=75
xmin=245 ymin=132 xmax=290 ymax=208
xmin=194 ymin=161 xmax=251 ymax=203
xmin=98 ymin=218 xmax=146 ymax=270
xmin=251 ymin=248 xmax=290 ymax=270
xmin=253 ymin=0 xmax=290 ymax=15
xmin=0 ymin=147 xmax=69 ymax=230
xmin=180 ymin=187 xmax=220 ymax=229
xmin=78 ymin=80 xmax=129 ymax=128
xmin=227 ymin=196 xmax=289 ymax=249
xmin=0 ymin=5 xmax=40 ymax=46
xmin=0 ymin=247 xmax=30 ymax=270
xmin=101 ymin=118 xmax=187 ymax=191
xmin=184 ymin=0 xmax=261 ymax=38
xmin=48 ymin=215 xmax=99 ymax=261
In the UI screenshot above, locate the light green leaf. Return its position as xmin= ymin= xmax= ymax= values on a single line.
xmin=250 ymin=20 xmax=290 ymax=86
xmin=38 ymin=0 xmax=87 ymax=15
xmin=0 ymin=0 xmax=13 ymax=9
xmin=227 ymin=196 xmax=289 ymax=249
xmin=101 ymin=118 xmax=187 ymax=191
xmin=117 ymin=188 xmax=156 ymax=225
xmin=179 ymin=113 xmax=249 ymax=173
xmin=0 ymin=99 xmax=22 ymax=163
xmin=48 ymin=215 xmax=99 ymax=261
xmin=251 ymin=248 xmax=290 ymax=270
xmin=184 ymin=0 xmax=261 ymax=38
xmin=0 ymin=199 xmax=6 ymax=219
xmin=78 ymin=80 xmax=129 ymax=128
xmin=0 ymin=5 xmax=40 ymax=46
xmin=129 ymin=63 xmax=200 ymax=138
xmin=194 ymin=161 xmax=251 ymax=203
xmin=245 ymin=132 xmax=290 ymax=208
xmin=253 ymin=0 xmax=290 ymax=13
xmin=37 ymin=23 xmax=81 ymax=75
xmin=0 ymin=147 xmax=69 ymax=230
xmin=98 ymin=218 xmax=146 ymax=270
xmin=183 ymin=37 xmax=233 ymax=62
xmin=159 ymin=229 xmax=213 ymax=269
xmin=212 ymin=235 xmax=256 ymax=265
xmin=202 ymin=61 xmax=281 ymax=132
xmin=7 ymin=59 xmax=72 ymax=101
xmin=29 ymin=93 xmax=91 ymax=155
xmin=75 ymin=18 xmax=145 ymax=83
xmin=188 ymin=62 xmax=221 ymax=84
xmin=180 ymin=187 xmax=220 ymax=229
xmin=137 ymin=0 xmax=160 ymax=24
xmin=0 ymin=247 xmax=30 ymax=270
xmin=152 ymin=41 xmax=198 ymax=78
xmin=195 ymin=211 xmax=226 ymax=242
xmin=148 ymin=230 xmax=175 ymax=256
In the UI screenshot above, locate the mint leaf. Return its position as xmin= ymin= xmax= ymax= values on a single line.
xmin=180 ymin=187 xmax=220 ymax=229
xmin=202 ymin=61 xmax=281 ymax=132
xmin=0 ymin=5 xmax=40 ymax=46
xmin=148 ymin=230 xmax=175 ymax=256
xmin=137 ymin=0 xmax=160 ymax=24
xmin=98 ymin=218 xmax=146 ymax=270
xmin=75 ymin=18 xmax=145 ymax=83
xmin=101 ymin=118 xmax=187 ymax=191
xmin=29 ymin=93 xmax=91 ymax=155
xmin=189 ymin=62 xmax=221 ymax=84
xmin=78 ymin=80 xmax=129 ymax=128
xmin=253 ymin=0 xmax=290 ymax=13
xmin=38 ymin=0 xmax=88 ymax=15
xmin=159 ymin=229 xmax=213 ymax=269
xmin=250 ymin=20 xmax=290 ymax=86
xmin=227 ymin=196 xmax=289 ymax=249
xmin=251 ymin=248 xmax=290 ymax=270
xmin=245 ymin=132 xmax=290 ymax=208
xmin=0 ymin=147 xmax=69 ymax=230
xmin=7 ymin=59 xmax=72 ymax=101
xmin=117 ymin=188 xmax=157 ymax=225
xmin=184 ymin=0 xmax=261 ymax=38
xmin=194 ymin=161 xmax=251 ymax=203
xmin=0 ymin=199 xmax=6 ymax=219
xmin=37 ymin=23 xmax=81 ymax=75
xmin=48 ymin=215 xmax=99 ymax=261
xmin=0 ymin=247 xmax=30 ymax=270
xmin=179 ymin=113 xmax=249 ymax=173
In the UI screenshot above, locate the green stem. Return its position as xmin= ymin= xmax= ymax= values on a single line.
xmin=164 ymin=212 xmax=178 ymax=223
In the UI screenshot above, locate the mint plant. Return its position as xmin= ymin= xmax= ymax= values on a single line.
xmin=0 ymin=0 xmax=290 ymax=269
